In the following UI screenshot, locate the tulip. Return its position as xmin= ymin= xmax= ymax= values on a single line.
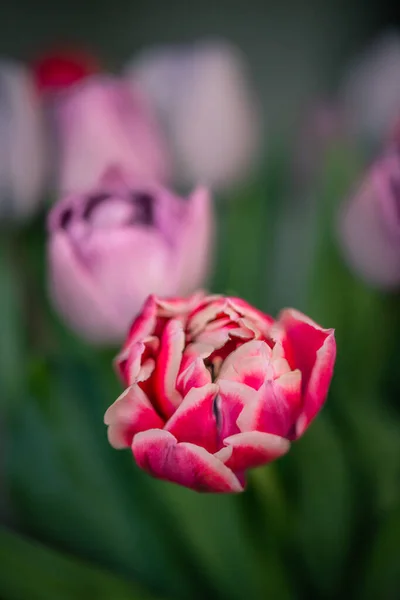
xmin=0 ymin=60 xmax=47 ymax=221
xmin=105 ymin=293 xmax=336 ymax=493
xmin=340 ymin=32 xmax=400 ymax=149
xmin=52 ymin=75 xmax=170 ymax=193
xmin=124 ymin=40 xmax=262 ymax=191
xmin=47 ymin=169 xmax=213 ymax=345
xmin=338 ymin=149 xmax=400 ymax=288
xmin=32 ymin=48 xmax=99 ymax=94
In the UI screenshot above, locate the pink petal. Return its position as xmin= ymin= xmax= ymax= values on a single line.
xmin=176 ymin=357 xmax=212 ymax=397
xmin=188 ymin=298 xmax=233 ymax=336
xmin=218 ymin=340 xmax=272 ymax=389
xmin=217 ymin=380 xmax=258 ymax=440
xmin=153 ymin=319 xmax=184 ymax=418
xmin=277 ymin=309 xmax=336 ymax=437
xmin=227 ymin=297 xmax=274 ymax=336
xmin=165 ymin=383 xmax=219 ymax=453
xmin=132 ymin=429 xmax=243 ymax=493
xmin=215 ymin=431 xmax=290 ymax=472
xmin=115 ymin=296 xmax=157 ymax=382
xmin=123 ymin=295 xmax=157 ymax=349
xmin=104 ymin=385 xmax=164 ymax=449
xmin=237 ymin=370 xmax=302 ymax=438
xmin=114 ymin=342 xmax=145 ymax=385
xmin=155 ymin=291 xmax=205 ymax=318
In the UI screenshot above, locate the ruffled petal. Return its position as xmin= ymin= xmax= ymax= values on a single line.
xmin=153 ymin=318 xmax=184 ymax=417
xmin=176 ymin=357 xmax=212 ymax=397
xmin=217 ymin=380 xmax=258 ymax=440
xmin=227 ymin=297 xmax=274 ymax=336
xmin=104 ymin=385 xmax=164 ymax=449
xmin=218 ymin=340 xmax=272 ymax=390
xmin=165 ymin=383 xmax=219 ymax=453
xmin=132 ymin=429 xmax=243 ymax=492
xmin=277 ymin=308 xmax=336 ymax=437
xmin=215 ymin=431 xmax=290 ymax=471
xmin=237 ymin=370 xmax=302 ymax=438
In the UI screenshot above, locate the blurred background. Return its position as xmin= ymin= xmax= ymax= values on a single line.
xmin=1 ymin=1 xmax=400 ymax=599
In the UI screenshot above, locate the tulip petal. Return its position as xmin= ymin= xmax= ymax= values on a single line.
xmin=115 ymin=295 xmax=157 ymax=381
xmin=104 ymin=385 xmax=164 ymax=449
xmin=218 ymin=340 xmax=272 ymax=389
xmin=215 ymin=431 xmax=290 ymax=472
xmin=153 ymin=318 xmax=184 ymax=417
xmin=277 ymin=309 xmax=336 ymax=437
xmin=165 ymin=383 xmax=219 ymax=453
xmin=217 ymin=380 xmax=258 ymax=440
xmin=227 ymin=297 xmax=274 ymax=336
xmin=132 ymin=429 xmax=243 ymax=492
xmin=176 ymin=357 xmax=212 ymax=397
xmin=237 ymin=370 xmax=302 ymax=437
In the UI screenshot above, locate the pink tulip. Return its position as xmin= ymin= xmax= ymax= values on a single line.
xmin=47 ymin=170 xmax=213 ymax=345
xmin=53 ymin=75 xmax=169 ymax=193
xmin=340 ymin=32 xmax=400 ymax=149
xmin=338 ymin=149 xmax=400 ymax=288
xmin=125 ymin=40 xmax=262 ymax=191
xmin=105 ymin=293 xmax=336 ymax=493
xmin=0 ymin=60 xmax=47 ymax=221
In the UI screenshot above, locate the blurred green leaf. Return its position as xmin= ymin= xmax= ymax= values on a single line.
xmin=0 ymin=526 xmax=161 ymax=600
xmin=338 ymin=399 xmax=400 ymax=513
xmin=7 ymin=357 xmax=205 ymax=599
xmin=0 ymin=238 xmax=26 ymax=405
xmin=156 ymin=482 xmax=293 ymax=600
xmin=359 ymin=505 xmax=400 ymax=600
xmin=289 ymin=416 xmax=354 ymax=597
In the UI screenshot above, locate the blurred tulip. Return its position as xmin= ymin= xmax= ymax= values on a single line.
xmin=47 ymin=169 xmax=213 ymax=345
xmin=340 ymin=32 xmax=400 ymax=149
xmin=0 ymin=60 xmax=47 ymax=221
xmin=125 ymin=40 xmax=262 ymax=191
xmin=53 ymin=75 xmax=170 ymax=193
xmin=105 ymin=293 xmax=336 ymax=493
xmin=32 ymin=48 xmax=99 ymax=94
xmin=338 ymin=149 xmax=400 ymax=288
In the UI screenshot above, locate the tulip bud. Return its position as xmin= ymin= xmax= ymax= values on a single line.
xmin=52 ymin=75 xmax=170 ymax=194
xmin=105 ymin=294 xmax=336 ymax=493
xmin=125 ymin=40 xmax=262 ymax=191
xmin=32 ymin=48 xmax=99 ymax=94
xmin=338 ymin=150 xmax=400 ymax=288
xmin=47 ymin=169 xmax=213 ymax=345
xmin=0 ymin=60 xmax=47 ymax=221
xmin=340 ymin=32 xmax=400 ymax=149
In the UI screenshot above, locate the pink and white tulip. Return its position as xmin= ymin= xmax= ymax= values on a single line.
xmin=338 ymin=149 xmax=400 ymax=288
xmin=105 ymin=293 xmax=336 ymax=493
xmin=125 ymin=40 xmax=262 ymax=191
xmin=52 ymin=75 xmax=169 ymax=193
xmin=47 ymin=170 xmax=213 ymax=345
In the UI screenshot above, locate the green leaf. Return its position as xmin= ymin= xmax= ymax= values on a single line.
xmin=289 ymin=416 xmax=354 ymax=596
xmin=0 ymin=238 xmax=26 ymax=406
xmin=359 ymin=505 xmax=400 ymax=600
xmin=0 ymin=526 xmax=161 ymax=600
xmin=156 ymin=482 xmax=293 ymax=600
xmin=7 ymin=357 xmax=203 ymax=599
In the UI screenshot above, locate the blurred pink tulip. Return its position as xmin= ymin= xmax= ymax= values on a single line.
xmin=125 ymin=40 xmax=262 ymax=191
xmin=0 ymin=60 xmax=47 ymax=220
xmin=47 ymin=170 xmax=213 ymax=345
xmin=340 ymin=32 xmax=400 ymax=148
xmin=105 ymin=293 xmax=336 ymax=493
xmin=53 ymin=75 xmax=170 ymax=193
xmin=338 ymin=149 xmax=400 ymax=288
